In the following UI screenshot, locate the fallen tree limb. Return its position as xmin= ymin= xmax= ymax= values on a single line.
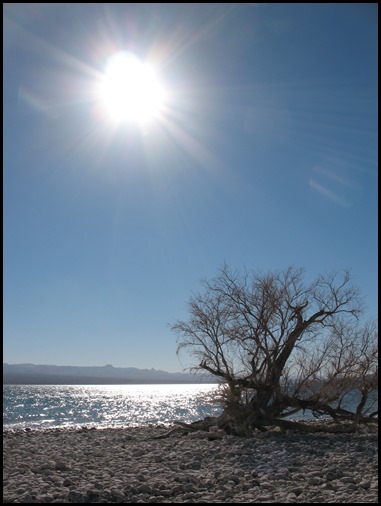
xmin=147 ymin=417 xmax=223 ymax=440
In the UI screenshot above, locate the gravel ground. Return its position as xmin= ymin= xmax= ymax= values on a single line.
xmin=3 ymin=423 xmax=378 ymax=503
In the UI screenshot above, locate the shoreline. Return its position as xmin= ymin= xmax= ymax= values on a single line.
xmin=4 ymin=424 xmax=378 ymax=503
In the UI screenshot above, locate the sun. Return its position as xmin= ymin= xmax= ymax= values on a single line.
xmin=99 ymin=52 xmax=166 ymax=124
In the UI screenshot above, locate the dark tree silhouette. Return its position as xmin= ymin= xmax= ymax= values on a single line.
xmin=171 ymin=265 xmax=378 ymax=435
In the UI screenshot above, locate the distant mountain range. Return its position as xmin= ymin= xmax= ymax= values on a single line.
xmin=3 ymin=363 xmax=218 ymax=385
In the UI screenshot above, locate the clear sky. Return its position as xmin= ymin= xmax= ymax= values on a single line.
xmin=4 ymin=4 xmax=378 ymax=372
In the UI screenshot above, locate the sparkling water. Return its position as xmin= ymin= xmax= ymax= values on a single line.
xmin=3 ymin=384 xmax=223 ymax=430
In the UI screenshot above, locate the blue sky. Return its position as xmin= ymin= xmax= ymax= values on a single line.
xmin=4 ymin=4 xmax=378 ymax=372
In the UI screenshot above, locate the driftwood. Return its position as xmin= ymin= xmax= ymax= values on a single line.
xmin=147 ymin=417 xmax=221 ymax=440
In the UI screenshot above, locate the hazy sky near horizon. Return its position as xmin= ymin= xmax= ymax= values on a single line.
xmin=4 ymin=4 xmax=378 ymax=372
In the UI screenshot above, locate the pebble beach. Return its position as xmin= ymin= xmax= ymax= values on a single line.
xmin=3 ymin=423 xmax=378 ymax=503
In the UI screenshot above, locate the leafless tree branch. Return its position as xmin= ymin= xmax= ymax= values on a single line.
xmin=171 ymin=265 xmax=377 ymax=435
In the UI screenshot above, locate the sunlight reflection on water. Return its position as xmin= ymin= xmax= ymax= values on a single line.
xmin=3 ymin=384 xmax=223 ymax=430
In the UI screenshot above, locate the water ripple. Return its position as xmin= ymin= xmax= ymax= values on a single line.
xmin=3 ymin=384 xmax=223 ymax=430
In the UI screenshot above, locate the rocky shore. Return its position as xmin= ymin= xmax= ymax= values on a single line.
xmin=3 ymin=423 xmax=378 ymax=503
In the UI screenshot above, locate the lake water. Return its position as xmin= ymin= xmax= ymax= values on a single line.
xmin=3 ymin=384 xmax=377 ymax=431
xmin=3 ymin=384 xmax=223 ymax=430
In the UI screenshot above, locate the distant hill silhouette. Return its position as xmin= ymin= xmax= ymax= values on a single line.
xmin=3 ymin=363 xmax=218 ymax=385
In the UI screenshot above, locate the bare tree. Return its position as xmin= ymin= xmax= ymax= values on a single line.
xmin=171 ymin=264 xmax=378 ymax=434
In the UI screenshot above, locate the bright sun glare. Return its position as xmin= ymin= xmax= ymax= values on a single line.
xmin=99 ymin=52 xmax=165 ymax=124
